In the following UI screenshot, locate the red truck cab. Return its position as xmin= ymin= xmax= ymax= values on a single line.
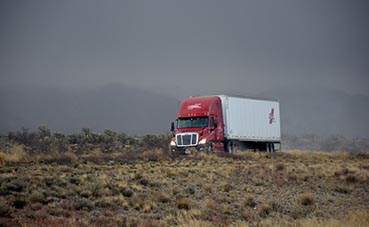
xmin=170 ymin=96 xmax=225 ymax=153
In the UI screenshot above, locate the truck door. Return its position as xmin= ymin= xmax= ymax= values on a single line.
xmin=210 ymin=116 xmax=220 ymax=141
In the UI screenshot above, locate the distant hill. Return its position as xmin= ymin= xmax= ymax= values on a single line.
xmin=1 ymin=84 xmax=368 ymax=138
xmin=0 ymin=84 xmax=179 ymax=134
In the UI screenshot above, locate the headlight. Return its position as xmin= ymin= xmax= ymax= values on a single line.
xmin=199 ymin=138 xmax=207 ymax=144
xmin=170 ymin=140 xmax=176 ymax=146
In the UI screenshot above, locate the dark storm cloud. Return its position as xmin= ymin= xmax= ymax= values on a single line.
xmin=1 ymin=0 xmax=368 ymax=94
xmin=0 ymin=0 xmax=368 ymax=135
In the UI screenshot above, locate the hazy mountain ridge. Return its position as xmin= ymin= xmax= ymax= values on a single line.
xmin=0 ymin=84 xmax=179 ymax=135
xmin=1 ymin=84 xmax=368 ymax=137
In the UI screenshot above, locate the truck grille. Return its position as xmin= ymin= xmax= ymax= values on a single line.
xmin=176 ymin=133 xmax=198 ymax=147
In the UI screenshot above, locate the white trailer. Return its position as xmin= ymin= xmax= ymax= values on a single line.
xmin=218 ymin=95 xmax=281 ymax=152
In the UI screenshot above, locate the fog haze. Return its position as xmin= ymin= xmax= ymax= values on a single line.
xmin=1 ymin=0 xmax=368 ymax=136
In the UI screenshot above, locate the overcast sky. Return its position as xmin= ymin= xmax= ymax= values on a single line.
xmin=1 ymin=0 xmax=368 ymax=97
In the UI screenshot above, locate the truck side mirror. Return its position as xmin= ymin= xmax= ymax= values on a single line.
xmin=214 ymin=119 xmax=218 ymax=128
xmin=170 ymin=122 xmax=175 ymax=132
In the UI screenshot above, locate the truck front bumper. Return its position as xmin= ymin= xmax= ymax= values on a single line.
xmin=170 ymin=145 xmax=209 ymax=154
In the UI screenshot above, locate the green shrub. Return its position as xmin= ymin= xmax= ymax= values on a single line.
xmin=29 ymin=190 xmax=46 ymax=204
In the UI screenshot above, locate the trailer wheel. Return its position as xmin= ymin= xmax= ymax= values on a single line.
xmin=266 ymin=143 xmax=275 ymax=152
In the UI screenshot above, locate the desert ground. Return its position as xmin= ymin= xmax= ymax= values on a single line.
xmin=1 ymin=146 xmax=369 ymax=227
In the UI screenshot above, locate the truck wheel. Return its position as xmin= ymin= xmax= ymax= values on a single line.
xmin=266 ymin=143 xmax=275 ymax=152
xmin=261 ymin=143 xmax=268 ymax=152
xmin=207 ymin=142 xmax=214 ymax=154
xmin=226 ymin=141 xmax=234 ymax=153
xmin=168 ymin=145 xmax=174 ymax=158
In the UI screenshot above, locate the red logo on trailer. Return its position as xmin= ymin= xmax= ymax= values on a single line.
xmin=269 ymin=108 xmax=275 ymax=124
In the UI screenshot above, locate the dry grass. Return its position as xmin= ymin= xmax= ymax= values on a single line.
xmin=298 ymin=211 xmax=369 ymax=227
xmin=0 ymin=150 xmax=368 ymax=226
xmin=175 ymin=210 xmax=369 ymax=227
xmin=176 ymin=197 xmax=192 ymax=210
xmin=299 ymin=193 xmax=315 ymax=206
xmin=0 ymin=145 xmax=28 ymax=165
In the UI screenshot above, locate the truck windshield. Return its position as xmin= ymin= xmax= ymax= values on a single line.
xmin=177 ymin=117 xmax=208 ymax=129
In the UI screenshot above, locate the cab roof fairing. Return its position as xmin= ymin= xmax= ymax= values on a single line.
xmin=177 ymin=96 xmax=221 ymax=118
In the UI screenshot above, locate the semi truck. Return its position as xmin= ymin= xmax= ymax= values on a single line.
xmin=170 ymin=95 xmax=281 ymax=153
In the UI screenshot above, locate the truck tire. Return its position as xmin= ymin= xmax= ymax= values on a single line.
xmin=226 ymin=141 xmax=234 ymax=153
xmin=260 ymin=143 xmax=267 ymax=152
xmin=266 ymin=143 xmax=275 ymax=152
xmin=207 ymin=142 xmax=214 ymax=154
xmin=168 ymin=144 xmax=175 ymax=158
xmin=168 ymin=144 xmax=171 ymax=154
